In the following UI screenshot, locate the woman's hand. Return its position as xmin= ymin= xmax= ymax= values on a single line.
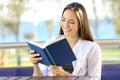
xmin=50 ymin=65 xmax=72 ymax=76
xmin=29 ymin=50 xmax=42 ymax=64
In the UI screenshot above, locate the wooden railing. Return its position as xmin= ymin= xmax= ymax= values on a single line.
xmin=0 ymin=39 xmax=120 ymax=49
xmin=0 ymin=40 xmax=120 ymax=80
xmin=96 ymin=39 xmax=120 ymax=46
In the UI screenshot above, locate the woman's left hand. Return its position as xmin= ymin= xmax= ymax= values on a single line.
xmin=50 ymin=65 xmax=72 ymax=76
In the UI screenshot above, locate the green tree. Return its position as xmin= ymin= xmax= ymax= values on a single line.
xmin=92 ymin=0 xmax=99 ymax=38
xmin=102 ymin=0 xmax=120 ymax=37
xmin=0 ymin=0 xmax=26 ymax=66
xmin=112 ymin=0 xmax=120 ymax=37
xmin=0 ymin=1 xmax=11 ymax=67
xmin=47 ymin=19 xmax=55 ymax=37
xmin=8 ymin=0 xmax=25 ymax=41
xmin=8 ymin=0 xmax=26 ymax=66
xmin=24 ymin=32 xmax=35 ymax=40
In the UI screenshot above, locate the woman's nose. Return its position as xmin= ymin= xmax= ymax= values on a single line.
xmin=64 ymin=21 xmax=69 ymax=28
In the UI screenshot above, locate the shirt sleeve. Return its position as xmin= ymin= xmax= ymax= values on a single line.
xmin=87 ymin=43 xmax=102 ymax=80
xmin=38 ymin=63 xmax=53 ymax=76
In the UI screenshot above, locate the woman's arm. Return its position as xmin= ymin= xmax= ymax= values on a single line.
xmin=33 ymin=64 xmax=43 ymax=76
xmin=50 ymin=65 xmax=73 ymax=76
xmin=87 ymin=43 xmax=102 ymax=80
xmin=30 ymin=50 xmax=43 ymax=76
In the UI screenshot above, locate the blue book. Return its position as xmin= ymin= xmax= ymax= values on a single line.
xmin=27 ymin=36 xmax=76 ymax=66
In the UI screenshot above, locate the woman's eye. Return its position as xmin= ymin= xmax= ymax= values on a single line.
xmin=61 ymin=19 xmax=65 ymax=22
xmin=70 ymin=21 xmax=75 ymax=24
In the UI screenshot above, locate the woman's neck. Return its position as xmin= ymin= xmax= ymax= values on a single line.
xmin=66 ymin=36 xmax=79 ymax=48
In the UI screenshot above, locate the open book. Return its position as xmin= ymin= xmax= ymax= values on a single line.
xmin=27 ymin=35 xmax=76 ymax=66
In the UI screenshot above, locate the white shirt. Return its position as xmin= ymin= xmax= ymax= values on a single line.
xmin=38 ymin=38 xmax=102 ymax=80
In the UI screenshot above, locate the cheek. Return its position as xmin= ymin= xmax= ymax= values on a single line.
xmin=74 ymin=26 xmax=80 ymax=33
xmin=60 ymin=23 xmax=64 ymax=29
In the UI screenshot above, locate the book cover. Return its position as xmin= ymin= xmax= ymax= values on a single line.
xmin=27 ymin=36 xmax=76 ymax=66
xmin=27 ymin=42 xmax=52 ymax=66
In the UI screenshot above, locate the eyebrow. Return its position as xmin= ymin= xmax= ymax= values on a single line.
xmin=62 ymin=17 xmax=75 ymax=21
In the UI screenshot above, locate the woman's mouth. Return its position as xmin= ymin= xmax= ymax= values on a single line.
xmin=64 ymin=29 xmax=72 ymax=32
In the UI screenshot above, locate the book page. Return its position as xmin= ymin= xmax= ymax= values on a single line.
xmin=43 ymin=35 xmax=66 ymax=47
xmin=28 ymin=35 xmax=66 ymax=48
xmin=28 ymin=41 xmax=44 ymax=48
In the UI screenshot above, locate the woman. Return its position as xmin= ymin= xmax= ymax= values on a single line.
xmin=30 ymin=2 xmax=102 ymax=80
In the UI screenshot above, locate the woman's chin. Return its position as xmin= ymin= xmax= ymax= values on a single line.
xmin=64 ymin=34 xmax=71 ymax=37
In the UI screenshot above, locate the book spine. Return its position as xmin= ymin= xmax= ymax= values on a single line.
xmin=44 ymin=48 xmax=56 ymax=65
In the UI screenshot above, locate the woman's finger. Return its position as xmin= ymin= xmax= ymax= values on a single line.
xmin=30 ymin=50 xmax=35 ymax=54
xmin=30 ymin=53 xmax=40 ymax=58
xmin=30 ymin=57 xmax=42 ymax=64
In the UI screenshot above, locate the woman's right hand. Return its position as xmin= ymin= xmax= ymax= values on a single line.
xmin=29 ymin=50 xmax=42 ymax=64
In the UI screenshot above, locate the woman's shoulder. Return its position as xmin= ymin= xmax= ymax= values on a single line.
xmin=81 ymin=39 xmax=100 ymax=48
xmin=81 ymin=39 xmax=102 ymax=54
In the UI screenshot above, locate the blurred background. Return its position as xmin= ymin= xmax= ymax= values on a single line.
xmin=0 ymin=0 xmax=120 ymax=70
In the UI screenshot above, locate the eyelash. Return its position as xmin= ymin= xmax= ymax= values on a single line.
xmin=61 ymin=19 xmax=75 ymax=24
xmin=70 ymin=22 xmax=75 ymax=24
xmin=61 ymin=19 xmax=65 ymax=21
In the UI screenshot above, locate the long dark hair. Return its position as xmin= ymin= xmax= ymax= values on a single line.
xmin=59 ymin=2 xmax=94 ymax=41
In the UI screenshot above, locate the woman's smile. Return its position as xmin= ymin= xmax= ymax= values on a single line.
xmin=63 ymin=29 xmax=72 ymax=32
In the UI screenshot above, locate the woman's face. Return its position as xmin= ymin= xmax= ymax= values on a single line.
xmin=60 ymin=9 xmax=79 ymax=38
